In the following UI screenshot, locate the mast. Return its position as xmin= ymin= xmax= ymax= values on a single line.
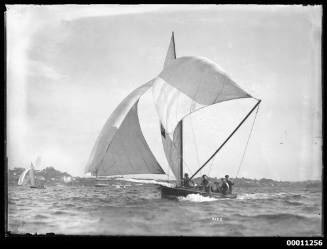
xmin=163 ymin=31 xmax=184 ymax=185
xmin=172 ymin=32 xmax=184 ymax=185
xmin=188 ymin=99 xmax=261 ymax=181
xmin=179 ymin=119 xmax=183 ymax=185
xmin=173 ymin=32 xmax=183 ymax=185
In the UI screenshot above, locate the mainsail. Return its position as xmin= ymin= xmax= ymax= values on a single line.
xmin=85 ymin=80 xmax=165 ymax=176
xmin=160 ymin=32 xmax=183 ymax=182
xmin=152 ymin=56 xmax=252 ymax=135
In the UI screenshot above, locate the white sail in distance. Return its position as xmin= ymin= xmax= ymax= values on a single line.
xmin=85 ymin=80 xmax=165 ymax=176
xmin=152 ymin=56 xmax=252 ymax=135
xmin=17 ymin=163 xmax=35 ymax=186
xmin=18 ymin=168 xmax=30 ymax=185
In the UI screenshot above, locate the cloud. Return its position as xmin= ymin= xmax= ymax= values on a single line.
xmin=6 ymin=5 xmax=216 ymax=24
xmin=27 ymin=59 xmax=64 ymax=81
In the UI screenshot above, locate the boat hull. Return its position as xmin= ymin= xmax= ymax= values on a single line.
xmin=160 ymin=186 xmax=237 ymax=199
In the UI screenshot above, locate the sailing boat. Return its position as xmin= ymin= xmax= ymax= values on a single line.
xmin=17 ymin=163 xmax=45 ymax=189
xmin=85 ymin=32 xmax=261 ymax=199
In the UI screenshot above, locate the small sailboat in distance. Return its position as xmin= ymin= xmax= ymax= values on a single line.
xmin=18 ymin=163 xmax=45 ymax=189
xmin=85 ymin=32 xmax=261 ymax=199
xmin=17 ymin=168 xmax=30 ymax=186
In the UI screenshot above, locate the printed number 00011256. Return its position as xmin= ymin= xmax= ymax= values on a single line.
xmin=286 ymin=240 xmax=323 ymax=246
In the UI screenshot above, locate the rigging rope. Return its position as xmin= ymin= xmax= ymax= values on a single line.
xmin=189 ymin=114 xmax=201 ymax=171
xmin=186 ymin=72 xmax=204 ymax=175
xmin=235 ymin=104 xmax=260 ymax=178
xmin=167 ymin=128 xmax=191 ymax=175
xmin=162 ymin=123 xmax=193 ymax=182
xmin=207 ymin=150 xmax=216 ymax=176
xmin=163 ymin=99 xmax=201 ymax=179
xmin=169 ymin=135 xmax=192 ymax=173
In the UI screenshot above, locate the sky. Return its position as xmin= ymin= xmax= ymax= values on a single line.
xmin=6 ymin=5 xmax=322 ymax=181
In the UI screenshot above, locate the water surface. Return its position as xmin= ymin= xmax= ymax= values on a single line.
xmin=8 ymin=180 xmax=322 ymax=236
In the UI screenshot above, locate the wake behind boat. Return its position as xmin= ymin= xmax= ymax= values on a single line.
xmin=85 ymin=32 xmax=261 ymax=200
xmin=160 ymin=185 xmax=237 ymax=200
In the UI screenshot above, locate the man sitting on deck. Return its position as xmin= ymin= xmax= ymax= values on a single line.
xmin=200 ymin=175 xmax=212 ymax=193
xmin=211 ymin=178 xmax=221 ymax=193
xmin=220 ymin=178 xmax=230 ymax=195
xmin=225 ymin=175 xmax=234 ymax=194
xmin=182 ymin=173 xmax=194 ymax=188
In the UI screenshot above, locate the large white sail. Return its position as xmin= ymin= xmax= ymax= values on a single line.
xmin=160 ymin=33 xmax=183 ymax=182
xmin=152 ymin=56 xmax=252 ymax=135
xmin=85 ymin=80 xmax=165 ymax=176
xmin=86 ymin=34 xmax=253 ymax=181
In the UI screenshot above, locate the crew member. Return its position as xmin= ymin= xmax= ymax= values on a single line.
xmin=200 ymin=175 xmax=211 ymax=193
xmin=182 ymin=173 xmax=194 ymax=188
xmin=220 ymin=178 xmax=229 ymax=195
xmin=211 ymin=179 xmax=221 ymax=193
xmin=225 ymin=175 xmax=234 ymax=193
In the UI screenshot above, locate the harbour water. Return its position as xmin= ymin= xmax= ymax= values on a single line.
xmin=7 ymin=179 xmax=322 ymax=236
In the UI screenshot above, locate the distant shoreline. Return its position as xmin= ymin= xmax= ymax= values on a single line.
xmin=8 ymin=167 xmax=321 ymax=188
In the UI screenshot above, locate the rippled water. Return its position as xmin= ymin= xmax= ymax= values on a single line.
xmin=7 ymin=180 xmax=322 ymax=236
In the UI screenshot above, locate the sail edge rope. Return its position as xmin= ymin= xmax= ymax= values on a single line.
xmin=235 ymin=104 xmax=260 ymax=178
